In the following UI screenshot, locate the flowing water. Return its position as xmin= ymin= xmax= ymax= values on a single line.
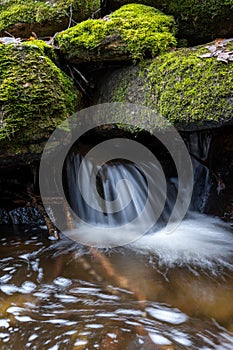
xmin=0 ymin=153 xmax=233 ymax=349
xmin=0 ymin=224 xmax=233 ymax=350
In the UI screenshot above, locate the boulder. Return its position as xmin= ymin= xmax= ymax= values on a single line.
xmin=56 ymin=4 xmax=177 ymax=63
xmin=94 ymin=41 xmax=233 ymax=130
xmin=0 ymin=0 xmax=100 ymax=38
xmin=106 ymin=0 xmax=233 ymax=45
xmin=0 ymin=40 xmax=82 ymax=158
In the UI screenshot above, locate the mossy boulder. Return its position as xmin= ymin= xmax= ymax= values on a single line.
xmin=56 ymin=4 xmax=177 ymax=63
xmin=0 ymin=0 xmax=100 ymax=38
xmin=94 ymin=43 xmax=233 ymax=129
xmin=107 ymin=0 xmax=233 ymax=45
xmin=0 ymin=40 xmax=82 ymax=156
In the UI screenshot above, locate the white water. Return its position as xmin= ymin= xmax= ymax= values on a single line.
xmin=130 ymin=212 xmax=233 ymax=269
xmin=65 ymin=153 xmax=233 ymax=270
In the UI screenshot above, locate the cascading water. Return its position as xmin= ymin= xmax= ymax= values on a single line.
xmin=65 ymin=149 xmax=233 ymax=270
xmin=65 ymin=153 xmax=177 ymax=229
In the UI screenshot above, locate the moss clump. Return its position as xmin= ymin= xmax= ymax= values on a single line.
xmin=95 ymin=44 xmax=233 ymax=128
xmin=147 ymin=47 xmax=233 ymax=126
xmin=56 ymin=4 xmax=177 ymax=62
xmin=0 ymin=41 xmax=82 ymax=154
xmin=108 ymin=0 xmax=233 ymax=44
xmin=0 ymin=0 xmax=100 ymax=38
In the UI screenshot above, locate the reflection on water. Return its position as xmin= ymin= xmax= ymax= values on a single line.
xmin=0 ymin=226 xmax=233 ymax=350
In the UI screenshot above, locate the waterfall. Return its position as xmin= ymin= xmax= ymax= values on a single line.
xmin=65 ymin=152 xmax=177 ymax=230
xmin=64 ymin=148 xmax=233 ymax=269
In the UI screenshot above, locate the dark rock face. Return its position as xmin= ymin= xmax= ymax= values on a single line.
xmin=94 ymin=64 xmax=147 ymax=105
xmin=179 ymin=127 xmax=233 ymax=221
xmin=207 ymin=127 xmax=233 ymax=221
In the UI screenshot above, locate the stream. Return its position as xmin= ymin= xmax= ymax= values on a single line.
xmin=0 ymin=218 xmax=233 ymax=350
xmin=1 ymin=133 xmax=233 ymax=349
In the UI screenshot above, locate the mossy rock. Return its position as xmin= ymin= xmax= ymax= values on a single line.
xmin=0 ymin=41 xmax=82 ymax=156
xmin=0 ymin=0 xmax=100 ymax=38
xmin=94 ymin=43 xmax=233 ymax=130
xmin=107 ymin=0 xmax=233 ymax=45
xmin=56 ymin=4 xmax=177 ymax=63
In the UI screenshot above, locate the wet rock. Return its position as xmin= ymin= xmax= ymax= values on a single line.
xmin=9 ymin=207 xmax=44 ymax=225
xmin=206 ymin=127 xmax=233 ymax=220
xmin=0 ymin=209 xmax=10 ymax=225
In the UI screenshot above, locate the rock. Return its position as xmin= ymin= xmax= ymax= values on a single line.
xmin=56 ymin=4 xmax=177 ymax=63
xmin=106 ymin=0 xmax=233 ymax=45
xmin=0 ymin=0 xmax=100 ymax=39
xmin=206 ymin=128 xmax=233 ymax=220
xmin=0 ymin=40 xmax=82 ymax=158
xmin=94 ymin=43 xmax=233 ymax=130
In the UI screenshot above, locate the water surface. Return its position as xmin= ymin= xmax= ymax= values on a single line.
xmin=0 ymin=221 xmax=233 ymax=350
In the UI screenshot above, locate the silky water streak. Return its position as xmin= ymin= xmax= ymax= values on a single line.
xmin=39 ymin=103 xmax=193 ymax=248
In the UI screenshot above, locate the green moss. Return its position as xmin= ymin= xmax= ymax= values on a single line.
xmin=160 ymin=0 xmax=233 ymax=20
xmin=108 ymin=0 xmax=233 ymax=44
xmin=110 ymin=0 xmax=233 ymax=17
xmin=0 ymin=0 xmax=100 ymax=36
xmin=147 ymin=47 xmax=233 ymax=125
xmin=0 ymin=41 xmax=82 ymax=154
xmin=22 ymin=39 xmax=58 ymax=62
xmin=96 ymin=45 xmax=233 ymax=127
xmin=56 ymin=4 xmax=177 ymax=61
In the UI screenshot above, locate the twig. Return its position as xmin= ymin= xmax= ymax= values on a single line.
xmin=48 ymin=31 xmax=60 ymax=46
xmin=4 ymin=30 xmax=15 ymax=38
xmin=72 ymin=66 xmax=89 ymax=85
xmin=66 ymin=63 xmax=87 ymax=95
xmin=63 ymin=7 xmax=77 ymax=27
xmin=92 ymin=8 xmax=101 ymax=19
xmin=67 ymin=4 xmax=73 ymax=29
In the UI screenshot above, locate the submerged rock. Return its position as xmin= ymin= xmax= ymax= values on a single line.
xmin=56 ymin=4 xmax=177 ymax=63
xmin=8 ymin=206 xmax=44 ymax=225
xmin=0 ymin=0 xmax=100 ymax=38
xmin=0 ymin=40 xmax=82 ymax=157
xmin=106 ymin=0 xmax=233 ymax=45
xmin=95 ymin=43 xmax=233 ymax=129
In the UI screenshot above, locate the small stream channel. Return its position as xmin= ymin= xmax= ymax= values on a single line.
xmin=0 ymin=127 xmax=232 ymax=349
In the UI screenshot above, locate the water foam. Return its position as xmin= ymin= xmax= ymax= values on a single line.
xmin=65 ymin=153 xmax=233 ymax=270
xmin=129 ymin=212 xmax=233 ymax=269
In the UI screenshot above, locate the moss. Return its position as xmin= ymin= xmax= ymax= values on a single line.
xmin=0 ymin=0 xmax=100 ymax=37
xmin=108 ymin=0 xmax=233 ymax=44
xmin=95 ymin=44 xmax=233 ymax=128
xmin=56 ymin=4 xmax=177 ymax=61
xmin=22 ymin=39 xmax=58 ymax=62
xmin=147 ymin=47 xmax=233 ymax=126
xmin=0 ymin=41 xmax=82 ymax=155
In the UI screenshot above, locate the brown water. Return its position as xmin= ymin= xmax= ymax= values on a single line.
xmin=0 ymin=226 xmax=233 ymax=350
